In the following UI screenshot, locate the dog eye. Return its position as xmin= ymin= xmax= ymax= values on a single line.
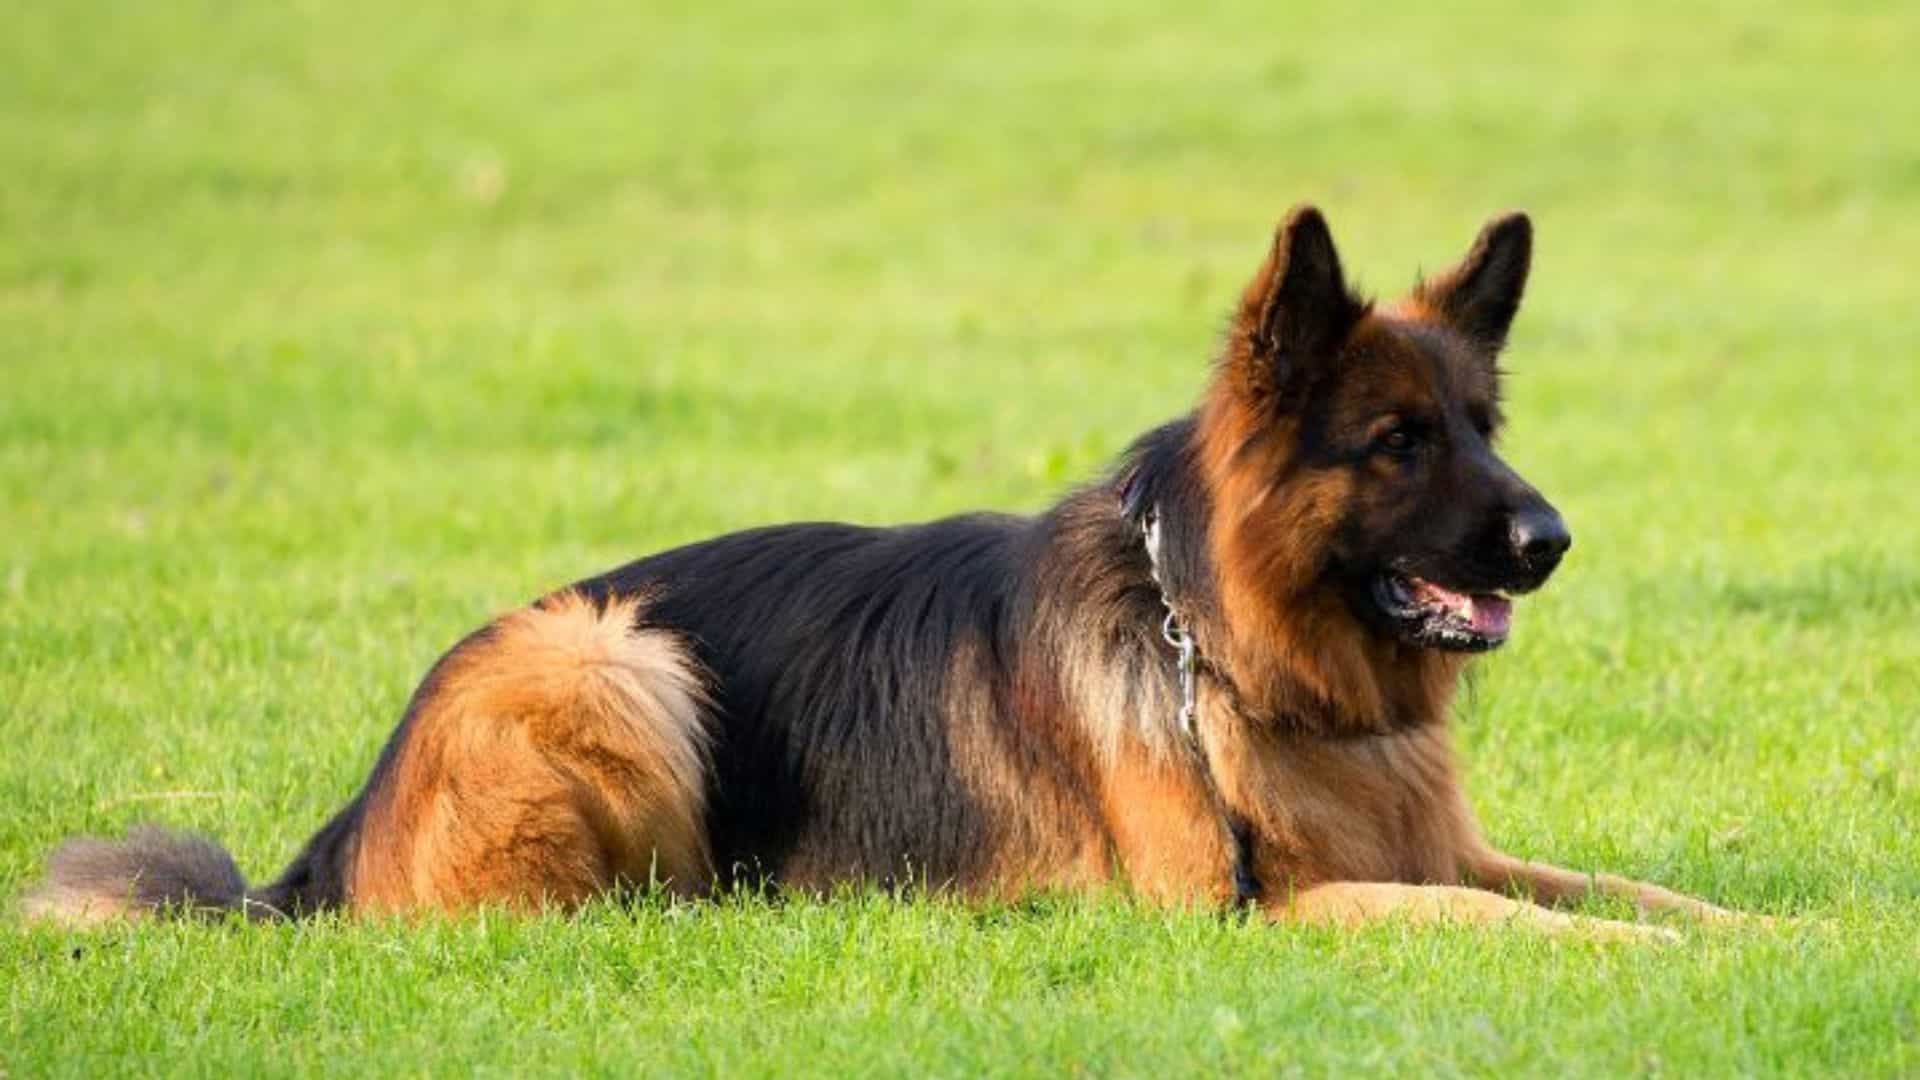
xmin=1378 ymin=427 xmax=1419 ymax=455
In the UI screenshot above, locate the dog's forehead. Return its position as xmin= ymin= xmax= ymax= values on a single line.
xmin=1341 ymin=317 xmax=1497 ymax=407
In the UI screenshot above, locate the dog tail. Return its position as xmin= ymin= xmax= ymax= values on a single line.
xmin=20 ymin=824 xmax=271 ymax=926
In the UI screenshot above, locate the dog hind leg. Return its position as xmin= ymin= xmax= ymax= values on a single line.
xmin=348 ymin=591 xmax=712 ymax=914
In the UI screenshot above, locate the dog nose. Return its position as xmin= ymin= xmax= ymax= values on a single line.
xmin=1510 ymin=508 xmax=1571 ymax=568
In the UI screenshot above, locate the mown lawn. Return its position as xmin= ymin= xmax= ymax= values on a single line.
xmin=4 ymin=0 xmax=1917 ymax=1075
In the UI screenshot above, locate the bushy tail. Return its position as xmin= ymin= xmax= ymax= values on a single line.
xmin=21 ymin=825 xmax=263 ymax=927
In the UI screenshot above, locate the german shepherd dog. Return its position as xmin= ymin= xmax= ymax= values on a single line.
xmin=27 ymin=207 xmax=1746 ymax=939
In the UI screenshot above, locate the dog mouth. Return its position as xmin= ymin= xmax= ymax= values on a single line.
xmin=1370 ymin=572 xmax=1514 ymax=652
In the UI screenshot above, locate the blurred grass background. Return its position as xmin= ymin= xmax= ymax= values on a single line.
xmin=3 ymin=0 xmax=1917 ymax=1074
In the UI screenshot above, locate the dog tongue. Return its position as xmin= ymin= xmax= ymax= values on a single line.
xmin=1470 ymin=594 xmax=1512 ymax=638
xmin=1411 ymin=579 xmax=1512 ymax=638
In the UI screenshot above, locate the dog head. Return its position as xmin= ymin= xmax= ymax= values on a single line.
xmin=1200 ymin=206 xmax=1566 ymax=678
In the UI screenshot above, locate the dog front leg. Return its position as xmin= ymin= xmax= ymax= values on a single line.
xmin=1469 ymin=850 xmax=1746 ymax=921
xmin=1269 ymin=881 xmax=1677 ymax=942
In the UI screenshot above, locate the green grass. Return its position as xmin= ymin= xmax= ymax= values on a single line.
xmin=4 ymin=0 xmax=1918 ymax=1074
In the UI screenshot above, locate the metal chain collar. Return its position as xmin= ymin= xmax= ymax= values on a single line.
xmin=1141 ymin=506 xmax=1199 ymax=740
xmin=1138 ymin=497 xmax=1262 ymax=907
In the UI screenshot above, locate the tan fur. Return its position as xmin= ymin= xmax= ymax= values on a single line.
xmin=939 ymin=641 xmax=1111 ymax=896
xmin=1055 ymin=621 xmax=1187 ymax=765
xmin=348 ymin=590 xmax=711 ymax=913
xmin=1062 ymin=208 xmax=1749 ymax=935
xmin=25 ymin=210 xmax=1747 ymax=938
xmin=1027 ymin=497 xmax=1191 ymax=766
xmin=1206 ymin=711 xmax=1482 ymax=889
xmin=19 ymin=886 xmax=136 ymax=927
xmin=1467 ymin=851 xmax=1741 ymax=921
xmin=1197 ymin=375 xmax=1464 ymax=735
xmin=1273 ymin=882 xmax=1679 ymax=943
xmin=1094 ymin=741 xmax=1237 ymax=907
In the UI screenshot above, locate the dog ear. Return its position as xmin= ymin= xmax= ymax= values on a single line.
xmin=1416 ymin=212 xmax=1532 ymax=351
xmin=1231 ymin=205 xmax=1364 ymax=401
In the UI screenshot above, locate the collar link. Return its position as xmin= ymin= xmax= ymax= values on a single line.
xmin=1140 ymin=504 xmax=1199 ymax=741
